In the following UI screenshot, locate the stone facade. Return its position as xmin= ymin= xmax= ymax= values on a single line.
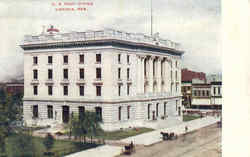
xmin=21 ymin=28 xmax=184 ymax=131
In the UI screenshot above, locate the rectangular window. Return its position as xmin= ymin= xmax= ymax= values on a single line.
xmin=48 ymin=86 xmax=53 ymax=95
xmin=207 ymin=90 xmax=210 ymax=96
xmin=96 ymin=86 xmax=101 ymax=96
xmin=193 ymin=90 xmax=196 ymax=96
xmin=118 ymin=54 xmax=121 ymax=63
xmin=33 ymin=86 xmax=38 ymax=95
xmin=127 ymin=68 xmax=130 ymax=80
xmin=63 ymin=69 xmax=68 ymax=79
xmin=48 ymin=56 xmax=53 ymax=64
xmin=118 ymin=106 xmax=121 ymax=121
xmin=79 ymin=106 xmax=85 ymax=120
xmin=118 ymin=68 xmax=121 ymax=79
xmin=79 ymin=68 xmax=84 ymax=79
xmin=218 ymin=87 xmax=221 ymax=95
xmin=33 ymin=105 xmax=38 ymax=118
xmin=96 ymin=68 xmax=101 ymax=79
xmin=214 ymin=87 xmax=216 ymax=95
xmin=118 ymin=85 xmax=121 ymax=96
xmin=79 ymin=54 xmax=84 ymax=64
xmin=127 ymin=106 xmax=130 ymax=119
xmin=33 ymin=56 xmax=38 ymax=65
xmin=96 ymin=54 xmax=101 ymax=63
xmin=175 ymin=71 xmax=178 ymax=81
xmin=127 ymin=55 xmax=130 ymax=64
xmin=202 ymin=91 xmax=205 ymax=96
xmin=127 ymin=84 xmax=130 ymax=96
xmin=63 ymin=55 xmax=68 ymax=64
xmin=95 ymin=107 xmax=102 ymax=121
xmin=64 ymin=86 xmax=68 ymax=96
xmin=33 ymin=69 xmax=38 ymax=80
xmin=48 ymin=69 xmax=53 ymax=79
xmin=176 ymin=61 xmax=178 ymax=68
xmin=47 ymin=105 xmax=53 ymax=119
xmin=79 ymin=86 xmax=84 ymax=96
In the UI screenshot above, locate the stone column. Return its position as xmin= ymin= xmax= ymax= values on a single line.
xmin=141 ymin=57 xmax=145 ymax=94
xmin=148 ymin=56 xmax=154 ymax=93
xmin=136 ymin=55 xmax=141 ymax=94
xmin=156 ymin=57 xmax=162 ymax=93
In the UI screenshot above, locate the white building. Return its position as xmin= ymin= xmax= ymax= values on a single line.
xmin=20 ymin=27 xmax=184 ymax=131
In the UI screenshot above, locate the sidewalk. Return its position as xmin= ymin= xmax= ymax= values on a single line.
xmin=65 ymin=145 xmax=122 ymax=157
xmin=121 ymin=116 xmax=220 ymax=146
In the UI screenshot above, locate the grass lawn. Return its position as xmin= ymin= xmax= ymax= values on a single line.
xmin=2 ymin=134 xmax=101 ymax=157
xmin=95 ymin=127 xmax=154 ymax=140
xmin=183 ymin=115 xmax=201 ymax=122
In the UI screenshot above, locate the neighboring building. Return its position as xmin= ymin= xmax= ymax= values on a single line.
xmin=181 ymin=69 xmax=206 ymax=108
xmin=210 ymin=81 xmax=222 ymax=109
xmin=191 ymin=83 xmax=211 ymax=109
xmin=6 ymin=82 xmax=24 ymax=96
xmin=20 ymin=27 xmax=184 ymax=130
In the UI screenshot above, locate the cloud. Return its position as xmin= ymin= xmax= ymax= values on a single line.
xmin=0 ymin=0 xmax=221 ymax=81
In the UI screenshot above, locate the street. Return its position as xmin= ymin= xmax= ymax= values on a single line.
xmin=119 ymin=124 xmax=221 ymax=157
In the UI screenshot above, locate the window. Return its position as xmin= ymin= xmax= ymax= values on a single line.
xmin=118 ymin=85 xmax=121 ymax=96
xmin=48 ymin=69 xmax=53 ymax=79
xmin=202 ymin=90 xmax=205 ymax=96
xmin=96 ymin=68 xmax=101 ymax=79
xmin=79 ymin=54 xmax=84 ymax=64
xmin=127 ymin=84 xmax=130 ymax=95
xmin=33 ymin=69 xmax=38 ymax=80
xmin=48 ymin=56 xmax=53 ymax=64
xmin=33 ymin=56 xmax=38 ymax=65
xmin=207 ymin=90 xmax=210 ymax=96
xmin=164 ymin=102 xmax=167 ymax=116
xmin=63 ymin=69 xmax=68 ymax=79
xmin=33 ymin=105 xmax=38 ymax=118
xmin=95 ymin=107 xmax=102 ymax=121
xmin=79 ymin=86 xmax=84 ymax=96
xmin=79 ymin=106 xmax=85 ymax=120
xmin=175 ymin=71 xmax=178 ymax=81
xmin=193 ymin=90 xmax=197 ymax=96
xmin=156 ymin=103 xmax=159 ymax=117
xmin=79 ymin=68 xmax=84 ymax=79
xmin=127 ymin=68 xmax=130 ymax=80
xmin=33 ymin=86 xmax=38 ymax=95
xmin=176 ymin=61 xmax=178 ymax=68
xmin=63 ymin=55 xmax=68 ymax=64
xmin=118 ymin=106 xmax=122 ymax=121
xmin=96 ymin=86 xmax=101 ymax=96
xmin=127 ymin=55 xmax=130 ymax=64
xmin=64 ymin=86 xmax=68 ymax=96
xmin=118 ymin=68 xmax=121 ymax=79
xmin=96 ymin=54 xmax=101 ymax=63
xmin=127 ymin=106 xmax=130 ymax=119
xmin=176 ymin=100 xmax=178 ymax=111
xmin=48 ymin=86 xmax=53 ymax=95
xmin=214 ymin=87 xmax=216 ymax=95
xmin=118 ymin=54 xmax=121 ymax=63
xmin=47 ymin=105 xmax=53 ymax=119
xmin=218 ymin=87 xmax=221 ymax=95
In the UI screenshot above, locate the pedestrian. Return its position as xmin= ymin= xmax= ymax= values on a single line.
xmin=185 ymin=126 xmax=188 ymax=133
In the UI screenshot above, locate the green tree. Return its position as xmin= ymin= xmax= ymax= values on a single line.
xmin=0 ymin=89 xmax=22 ymax=154
xmin=43 ymin=133 xmax=55 ymax=152
xmin=6 ymin=131 xmax=36 ymax=157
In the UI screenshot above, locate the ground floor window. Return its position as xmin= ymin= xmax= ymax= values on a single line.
xmin=33 ymin=105 xmax=38 ymax=118
xmin=127 ymin=106 xmax=130 ymax=119
xmin=118 ymin=106 xmax=122 ymax=121
xmin=95 ymin=107 xmax=102 ymax=121
xmin=148 ymin=104 xmax=151 ymax=120
xmin=79 ymin=106 xmax=85 ymax=120
xmin=156 ymin=103 xmax=159 ymax=117
xmin=47 ymin=105 xmax=53 ymax=119
xmin=164 ymin=102 xmax=167 ymax=116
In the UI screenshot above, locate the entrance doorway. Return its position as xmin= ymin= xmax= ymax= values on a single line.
xmin=62 ymin=106 xmax=70 ymax=123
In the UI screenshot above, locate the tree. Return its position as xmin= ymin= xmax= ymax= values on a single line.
xmin=0 ymin=88 xmax=22 ymax=154
xmin=67 ymin=111 xmax=103 ymax=143
xmin=6 ymin=130 xmax=36 ymax=157
xmin=43 ymin=133 xmax=55 ymax=152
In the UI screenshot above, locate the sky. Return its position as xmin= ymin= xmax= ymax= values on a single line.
xmin=0 ymin=0 xmax=221 ymax=82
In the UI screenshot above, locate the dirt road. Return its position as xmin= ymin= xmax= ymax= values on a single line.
xmin=119 ymin=124 xmax=221 ymax=157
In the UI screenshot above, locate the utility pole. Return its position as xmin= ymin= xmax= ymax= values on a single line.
xmin=151 ymin=0 xmax=153 ymax=36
